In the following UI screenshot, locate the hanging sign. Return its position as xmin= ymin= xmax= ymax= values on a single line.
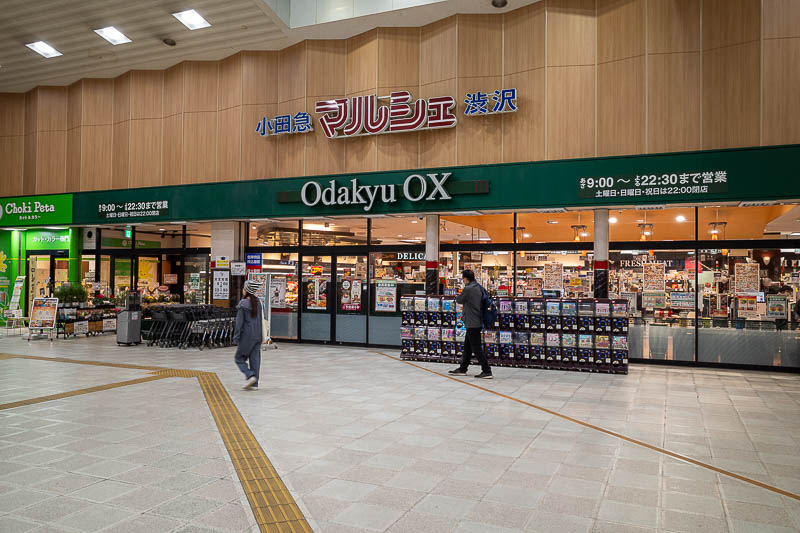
xmin=231 ymin=262 xmax=246 ymax=276
xmin=669 ymin=292 xmax=695 ymax=310
xmin=643 ymin=291 xmax=667 ymax=310
xmin=738 ymin=294 xmax=758 ymax=318
xmin=163 ymin=273 xmax=178 ymax=285
xmin=245 ymin=253 xmax=262 ymax=270
xmin=375 ymin=280 xmax=397 ymax=312
xmin=734 ymin=263 xmax=759 ymax=295
xmin=543 ymin=263 xmax=563 ymax=291
xmin=214 ymin=257 xmax=230 ymax=269
xmin=212 ymin=270 xmax=230 ymax=300
xmin=643 ymin=263 xmax=666 ymax=292
xmin=766 ymin=294 xmax=788 ymax=319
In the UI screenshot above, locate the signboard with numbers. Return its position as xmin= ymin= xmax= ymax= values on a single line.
xmin=212 ymin=270 xmax=230 ymax=300
xmin=579 ymin=171 xmax=728 ymax=200
xmin=97 ymin=200 xmax=169 ymax=220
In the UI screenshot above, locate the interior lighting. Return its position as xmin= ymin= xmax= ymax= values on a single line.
xmin=546 ymin=220 xmax=559 ymax=225
xmin=675 ymin=215 xmax=687 ymax=222
xmin=522 ymin=233 xmax=531 ymax=238
xmin=172 ymin=9 xmax=211 ymax=30
xmin=608 ymin=217 xmax=618 ymax=224
xmin=26 ymin=41 xmax=62 ymax=58
xmin=94 ymin=26 xmax=131 ymax=45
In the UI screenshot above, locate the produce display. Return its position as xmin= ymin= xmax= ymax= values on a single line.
xmin=401 ymin=295 xmax=629 ymax=374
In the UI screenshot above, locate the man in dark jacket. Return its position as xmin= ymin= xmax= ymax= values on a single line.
xmin=449 ymin=269 xmax=493 ymax=379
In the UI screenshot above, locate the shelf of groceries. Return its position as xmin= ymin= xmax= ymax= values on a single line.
xmin=400 ymin=296 xmax=630 ymax=374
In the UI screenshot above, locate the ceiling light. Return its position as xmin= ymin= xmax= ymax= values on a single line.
xmin=26 ymin=41 xmax=62 ymax=58
xmin=492 ymin=0 xmax=508 ymax=7
xmin=94 ymin=26 xmax=131 ymax=45
xmin=410 ymin=220 xmax=418 ymax=224
xmin=522 ymin=233 xmax=531 ymax=238
xmin=608 ymin=217 xmax=618 ymax=224
xmin=479 ymin=237 xmax=492 ymax=241
xmin=172 ymin=9 xmax=211 ymax=30
xmin=159 ymin=228 xmax=165 ymax=232
xmin=546 ymin=220 xmax=559 ymax=225
xmin=675 ymin=215 xmax=687 ymax=222
xmin=397 ymin=234 xmax=403 ymax=237
xmin=791 ymin=232 xmax=800 ymax=236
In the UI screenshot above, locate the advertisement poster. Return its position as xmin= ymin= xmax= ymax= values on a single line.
xmin=766 ymin=294 xmax=788 ymax=319
xmin=738 ymin=294 xmax=758 ymax=318
xmin=102 ymin=318 xmax=117 ymax=331
xmin=643 ymin=263 xmax=666 ymax=291
xmin=643 ymin=291 xmax=667 ymax=310
xmin=189 ymin=273 xmax=201 ymax=290
xmin=29 ymin=298 xmax=58 ymax=329
xmin=375 ymin=280 xmax=397 ymax=312
xmin=339 ymin=278 xmax=363 ymax=311
xmin=543 ymin=263 xmax=563 ymax=291
xmin=73 ymin=321 xmax=89 ymax=335
xmin=306 ymin=277 xmax=327 ymax=310
xmin=669 ymin=292 xmax=695 ymax=310
xmin=230 ymin=262 xmax=246 ymax=276
xmin=310 ymin=265 xmax=323 ymax=275
xmin=245 ymin=253 xmax=262 ymax=270
xmin=620 ymin=291 xmax=639 ymax=315
xmin=212 ymin=270 xmax=230 ymax=300
xmin=163 ymin=273 xmax=178 ymax=285
xmin=248 ymin=272 xmax=268 ymax=299
xmin=269 ymin=276 xmax=287 ymax=308
xmin=734 ymin=263 xmax=760 ymax=295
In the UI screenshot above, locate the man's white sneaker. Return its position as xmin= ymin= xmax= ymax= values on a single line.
xmin=243 ymin=376 xmax=257 ymax=390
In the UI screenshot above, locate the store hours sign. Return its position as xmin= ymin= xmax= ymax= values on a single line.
xmin=97 ymin=200 xmax=170 ymax=220
xmin=578 ymin=170 xmax=729 ymax=200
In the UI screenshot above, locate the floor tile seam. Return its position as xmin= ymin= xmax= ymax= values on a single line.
xmin=194 ymin=373 xmax=311 ymax=533
xmin=374 ymin=350 xmax=800 ymax=504
xmin=0 ymin=353 xmax=211 ymax=376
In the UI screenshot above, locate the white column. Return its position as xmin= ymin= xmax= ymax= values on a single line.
xmin=211 ymin=221 xmax=245 ymax=306
xmin=593 ymin=209 xmax=609 ymax=298
xmin=425 ymin=214 xmax=440 ymax=295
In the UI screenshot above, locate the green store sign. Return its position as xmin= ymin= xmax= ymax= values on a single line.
xmin=1 ymin=145 xmax=799 ymax=227
xmin=0 ymin=194 xmax=73 ymax=226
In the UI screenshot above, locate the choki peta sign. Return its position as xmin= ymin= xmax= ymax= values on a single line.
xmin=0 ymin=195 xmax=73 ymax=226
xmin=301 ymin=173 xmax=453 ymax=212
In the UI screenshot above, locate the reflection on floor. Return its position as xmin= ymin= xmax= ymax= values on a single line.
xmin=0 ymin=334 xmax=799 ymax=532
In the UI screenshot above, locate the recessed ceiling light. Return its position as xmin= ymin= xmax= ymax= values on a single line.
xmin=608 ymin=217 xmax=618 ymax=224
xmin=26 ymin=41 xmax=62 ymax=58
xmin=791 ymin=232 xmax=800 ymax=236
xmin=546 ymin=220 xmax=559 ymax=224
xmin=159 ymin=228 xmax=165 ymax=232
xmin=410 ymin=220 xmax=418 ymax=224
xmin=94 ymin=26 xmax=131 ymax=45
xmin=522 ymin=233 xmax=531 ymax=238
xmin=173 ymin=9 xmax=211 ymax=30
xmin=675 ymin=215 xmax=687 ymax=222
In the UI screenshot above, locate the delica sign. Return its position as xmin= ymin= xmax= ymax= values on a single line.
xmin=301 ymin=173 xmax=452 ymax=212
xmin=0 ymin=195 xmax=73 ymax=226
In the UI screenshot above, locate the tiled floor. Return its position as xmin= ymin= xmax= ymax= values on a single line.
xmin=0 ymin=333 xmax=799 ymax=532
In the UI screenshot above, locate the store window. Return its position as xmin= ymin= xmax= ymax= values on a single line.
xmin=186 ymin=223 xmax=211 ymax=249
xmin=303 ymin=219 xmax=366 ymax=246
xmin=258 ymin=252 xmax=299 ymax=340
xmin=249 ymin=221 xmax=298 ymax=247
xmin=515 ymin=212 xmax=593 ymax=244
xmin=369 ymin=251 xmax=425 ymax=345
xmin=698 ymin=203 xmax=800 ymax=240
xmin=370 ymin=216 xmax=426 ymax=245
xmin=443 ymin=213 xmax=515 ymax=243
xmin=698 ymin=248 xmax=800 ymax=367
xmin=440 ymin=251 xmax=514 ymax=296
xmin=513 ymin=251 xmax=593 ymax=298
xmin=300 ymin=255 xmax=331 ymax=341
xmin=608 ymin=207 xmax=695 ymax=242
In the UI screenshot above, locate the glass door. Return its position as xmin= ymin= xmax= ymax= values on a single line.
xmin=184 ymin=255 xmax=209 ymax=304
xmin=300 ymin=255 xmax=331 ymax=341
xmin=261 ymin=253 xmax=299 ymax=340
xmin=335 ymin=255 xmax=367 ymax=343
xmin=114 ymin=257 xmax=133 ymax=296
xmin=28 ymin=255 xmax=52 ymax=302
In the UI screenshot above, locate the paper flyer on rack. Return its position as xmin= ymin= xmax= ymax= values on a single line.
xmin=642 ymin=263 xmax=666 ymax=291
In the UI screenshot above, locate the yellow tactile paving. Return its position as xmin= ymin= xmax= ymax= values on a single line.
xmin=0 ymin=352 xmax=312 ymax=532
xmin=375 ymin=350 xmax=800 ymax=504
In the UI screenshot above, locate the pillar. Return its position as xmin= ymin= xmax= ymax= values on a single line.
xmin=593 ymin=209 xmax=609 ymax=298
xmin=68 ymin=227 xmax=83 ymax=284
xmin=425 ymin=215 xmax=440 ymax=296
xmin=211 ymin=221 xmax=245 ymax=306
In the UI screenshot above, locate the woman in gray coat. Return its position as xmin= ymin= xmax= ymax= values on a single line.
xmin=234 ymin=279 xmax=263 ymax=390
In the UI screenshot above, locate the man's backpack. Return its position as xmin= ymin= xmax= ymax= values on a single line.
xmin=480 ymin=285 xmax=498 ymax=329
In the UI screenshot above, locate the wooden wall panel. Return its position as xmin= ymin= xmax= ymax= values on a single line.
xmin=763 ymin=38 xmax=800 ymax=145
xmin=504 ymin=2 xmax=545 ymax=75
xmin=703 ymin=0 xmax=761 ymax=49
xmin=648 ymin=52 xmax=701 ymax=153
xmin=457 ymin=77 xmax=503 ymax=165
xmin=377 ymin=131 xmax=419 ymax=172
xmin=763 ymin=0 xmax=800 ymax=39
xmin=378 ymin=28 xmax=419 ymax=88
xmin=35 ymin=131 xmax=66 ymax=193
xmin=66 ymin=127 xmax=81 ymax=192
xmin=184 ymin=62 xmax=219 ymax=113
xmin=0 ymin=136 xmax=24 ymax=196
xmin=23 ymin=133 xmax=36 ymax=194
xmin=35 ymin=87 xmax=67 ymax=132
xmin=647 ymin=0 xmax=701 ymax=54
xmin=68 ymin=82 xmax=82 ymax=130
xmin=218 ymin=54 xmax=243 ymax=111
xmin=81 ymin=126 xmax=112 ymax=191
xmin=82 ymin=79 xmax=113 ymax=126
xmin=242 ymin=51 xmax=278 ymax=105
xmin=163 ymin=64 xmax=184 ymax=117
xmin=25 ymin=90 xmax=38 ymax=135
xmin=162 ymin=115 xmax=182 ymax=186
xmin=502 ymin=68 xmax=545 ymax=163
xmin=129 ymin=119 xmax=162 ymax=187
xmin=130 ymin=71 xmax=164 ymax=120
xmin=0 ymin=93 xmax=25 ymax=136
xmin=113 ymin=73 xmax=131 ymax=123
xmin=546 ymin=66 xmax=595 ymax=159
xmin=597 ymin=0 xmax=644 ymax=62
xmin=702 ymin=42 xmax=760 ymax=149
xmin=305 ymin=96 xmax=344 ymax=176
xmin=598 ymin=56 xmax=645 ymax=156
xmin=547 ymin=0 xmax=596 ymax=67
xmin=458 ymin=15 xmax=503 ymax=78
xmin=242 ymin=104 xmax=276 ymax=180
xmin=419 ymin=79 xmax=457 ymax=167
xmin=420 ymin=16 xmax=457 ymax=85
xmin=278 ymin=43 xmax=307 ymax=103
xmin=183 ymin=113 xmax=217 ymax=183
xmin=347 ymin=31 xmax=377 ymax=95
xmin=111 ymin=122 xmax=129 ymax=189
xmin=217 ymin=107 xmax=242 ymax=181
xmin=276 ymin=98 xmax=305 ymax=177
xmin=307 ymin=40 xmax=346 ymax=98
